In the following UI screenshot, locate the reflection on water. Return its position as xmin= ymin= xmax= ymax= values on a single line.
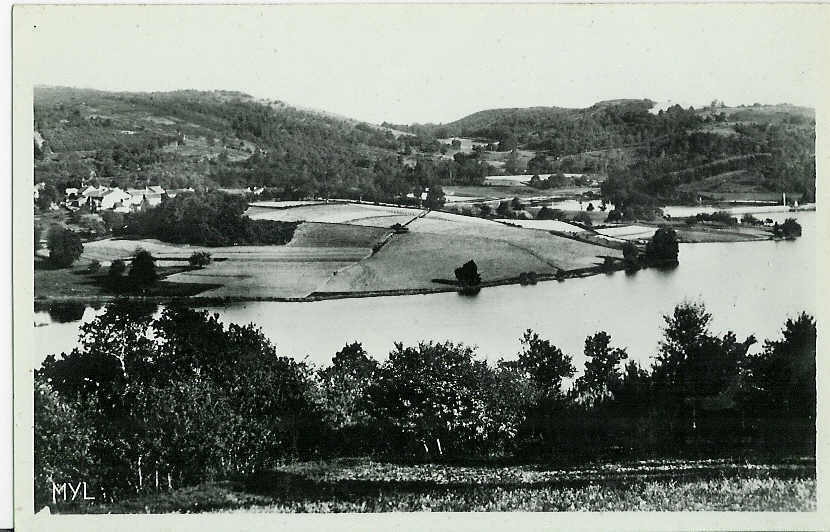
xmin=33 ymin=212 xmax=816 ymax=372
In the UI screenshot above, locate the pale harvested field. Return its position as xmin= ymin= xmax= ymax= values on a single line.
xmin=166 ymin=260 xmax=357 ymax=298
xmin=596 ymin=225 xmax=658 ymax=240
xmin=246 ymin=203 xmax=424 ymax=224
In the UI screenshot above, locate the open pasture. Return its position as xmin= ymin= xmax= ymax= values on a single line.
xmin=596 ymin=225 xmax=658 ymax=240
xmin=322 ymin=211 xmax=620 ymax=293
xmin=246 ymin=203 xmax=424 ymax=225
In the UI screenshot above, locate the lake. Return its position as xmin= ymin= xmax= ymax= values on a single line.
xmin=33 ymin=211 xmax=816 ymax=373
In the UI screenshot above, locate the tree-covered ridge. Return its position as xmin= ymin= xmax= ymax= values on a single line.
xmin=35 ymin=87 xmax=815 ymax=208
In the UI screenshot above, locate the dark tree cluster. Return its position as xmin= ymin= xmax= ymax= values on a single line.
xmin=123 ymin=190 xmax=299 ymax=246
xmin=35 ymin=301 xmax=815 ymax=506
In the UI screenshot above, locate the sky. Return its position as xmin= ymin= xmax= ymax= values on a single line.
xmin=17 ymin=4 xmax=828 ymax=125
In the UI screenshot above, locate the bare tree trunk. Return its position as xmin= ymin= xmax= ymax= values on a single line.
xmin=155 ymin=469 xmax=159 ymax=490
xmin=137 ymin=456 xmax=142 ymax=490
xmin=167 ymin=472 xmax=173 ymax=491
xmin=436 ymin=438 xmax=443 ymax=456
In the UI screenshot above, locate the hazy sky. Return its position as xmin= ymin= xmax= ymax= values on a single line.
xmin=19 ymin=4 xmax=827 ymax=124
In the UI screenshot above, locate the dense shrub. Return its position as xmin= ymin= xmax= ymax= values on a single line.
xmin=47 ymin=226 xmax=83 ymax=267
xmin=188 ymin=251 xmax=212 ymax=268
xmin=774 ymin=218 xmax=802 ymax=238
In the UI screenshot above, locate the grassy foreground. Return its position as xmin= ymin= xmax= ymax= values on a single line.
xmin=65 ymin=457 xmax=815 ymax=513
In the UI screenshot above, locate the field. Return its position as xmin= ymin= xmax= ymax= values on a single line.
xmin=321 ymin=211 xmax=620 ymax=293
xmin=68 ymin=457 xmax=815 ymax=513
xmin=246 ymin=203 xmax=424 ymax=226
xmin=37 ymin=204 xmax=626 ymax=300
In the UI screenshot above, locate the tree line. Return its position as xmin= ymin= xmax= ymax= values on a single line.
xmin=35 ymin=301 xmax=815 ymax=507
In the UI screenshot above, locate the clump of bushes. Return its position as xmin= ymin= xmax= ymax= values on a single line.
xmin=188 ymin=251 xmax=212 ymax=268
xmin=773 ymin=218 xmax=802 ymax=238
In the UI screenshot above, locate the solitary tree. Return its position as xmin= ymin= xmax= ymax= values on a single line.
xmin=129 ymin=249 xmax=157 ymax=287
xmin=47 ymin=226 xmax=83 ymax=268
xmin=454 ymin=260 xmax=481 ymax=287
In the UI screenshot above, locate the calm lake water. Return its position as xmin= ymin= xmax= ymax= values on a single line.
xmin=33 ymin=211 xmax=816 ymax=372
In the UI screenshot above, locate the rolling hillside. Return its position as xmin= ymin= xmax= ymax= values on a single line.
xmin=34 ymin=87 xmax=816 ymax=208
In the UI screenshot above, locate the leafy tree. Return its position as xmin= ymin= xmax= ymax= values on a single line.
xmin=370 ymin=341 xmax=496 ymax=456
xmin=318 ymin=342 xmax=378 ymax=432
xmin=573 ymin=332 xmax=628 ymax=406
xmin=47 ymin=225 xmax=83 ymax=267
xmin=424 ymin=185 xmax=446 ymax=210
xmin=510 ymin=197 xmax=524 ymax=211
xmin=454 ymin=260 xmax=481 ymax=286
xmin=644 ymin=227 xmax=679 ymax=265
xmin=517 ymin=330 xmax=575 ymax=399
xmin=653 ymin=302 xmax=755 ymax=409
xmin=129 ymin=248 xmax=157 ymax=287
xmin=745 ymin=312 xmax=815 ymax=420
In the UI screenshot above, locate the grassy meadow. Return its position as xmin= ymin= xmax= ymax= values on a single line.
xmin=63 ymin=457 xmax=815 ymax=513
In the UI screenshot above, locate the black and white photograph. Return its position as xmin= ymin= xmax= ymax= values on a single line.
xmin=11 ymin=3 xmax=829 ymax=527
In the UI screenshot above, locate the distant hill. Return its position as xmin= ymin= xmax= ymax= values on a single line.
xmin=33 ymin=87 xmax=816 ymax=208
xmin=33 ymin=86 xmax=406 ymax=197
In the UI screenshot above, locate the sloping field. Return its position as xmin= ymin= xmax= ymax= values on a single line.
xmin=287 ymin=222 xmax=390 ymax=248
xmin=246 ymin=203 xmax=424 ymax=225
xmin=596 ymin=225 xmax=658 ymax=240
xmin=322 ymin=211 xmax=619 ymax=293
xmin=81 ymin=223 xmax=392 ymax=298
xmin=406 ymin=212 xmax=619 ymax=270
xmin=320 ymin=232 xmax=555 ymax=292
xmin=166 ymin=260 xmax=357 ymax=298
